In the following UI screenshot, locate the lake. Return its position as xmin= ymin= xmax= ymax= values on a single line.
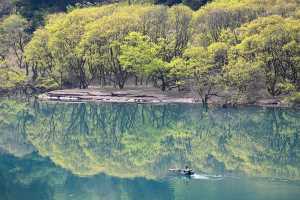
xmin=0 ymin=99 xmax=300 ymax=200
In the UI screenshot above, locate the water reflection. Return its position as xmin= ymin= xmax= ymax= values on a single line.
xmin=1 ymin=100 xmax=300 ymax=179
xmin=0 ymin=99 xmax=300 ymax=199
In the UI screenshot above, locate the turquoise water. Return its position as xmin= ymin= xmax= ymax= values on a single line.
xmin=0 ymin=99 xmax=300 ymax=200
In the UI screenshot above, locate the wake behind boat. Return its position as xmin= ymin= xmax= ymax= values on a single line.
xmin=168 ymin=166 xmax=224 ymax=180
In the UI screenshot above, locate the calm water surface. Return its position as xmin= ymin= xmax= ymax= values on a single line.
xmin=0 ymin=99 xmax=300 ymax=200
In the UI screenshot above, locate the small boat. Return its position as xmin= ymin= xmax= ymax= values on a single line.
xmin=168 ymin=168 xmax=195 ymax=176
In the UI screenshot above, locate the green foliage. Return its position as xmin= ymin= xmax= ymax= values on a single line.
xmin=25 ymin=6 xmax=116 ymax=88
xmin=224 ymin=57 xmax=261 ymax=93
xmin=168 ymin=57 xmax=188 ymax=78
xmin=24 ymin=4 xmax=194 ymax=90
xmin=230 ymin=16 xmax=300 ymax=96
xmin=286 ymin=92 xmax=300 ymax=105
xmin=0 ymin=14 xmax=30 ymax=90
xmin=120 ymin=32 xmax=162 ymax=75
xmin=1 ymin=0 xmax=299 ymax=102
xmin=192 ymin=0 xmax=299 ymax=43
xmin=0 ymin=14 xmax=29 ymax=60
xmin=120 ymin=32 xmax=173 ymax=90
xmin=176 ymin=43 xmax=227 ymax=104
xmin=79 ymin=5 xmax=143 ymax=88
xmin=34 ymin=77 xmax=60 ymax=91
xmin=0 ymin=67 xmax=26 ymax=90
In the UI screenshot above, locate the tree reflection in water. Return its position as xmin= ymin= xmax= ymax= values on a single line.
xmin=2 ymin=100 xmax=297 ymax=179
xmin=1 ymin=99 xmax=300 ymax=200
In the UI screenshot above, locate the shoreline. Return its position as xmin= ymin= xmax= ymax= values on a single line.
xmin=37 ymin=88 xmax=294 ymax=108
xmin=38 ymin=88 xmax=197 ymax=104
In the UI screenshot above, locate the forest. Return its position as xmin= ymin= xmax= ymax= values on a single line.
xmin=0 ymin=0 xmax=300 ymax=105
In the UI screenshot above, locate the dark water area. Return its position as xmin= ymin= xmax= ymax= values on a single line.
xmin=0 ymin=99 xmax=300 ymax=200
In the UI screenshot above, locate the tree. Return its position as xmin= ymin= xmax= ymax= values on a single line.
xmin=80 ymin=7 xmax=141 ymax=88
xmin=223 ymin=56 xmax=263 ymax=102
xmin=182 ymin=43 xmax=228 ymax=105
xmin=168 ymin=5 xmax=192 ymax=58
xmin=0 ymin=14 xmax=30 ymax=73
xmin=21 ymin=2 xmax=300 ymax=101
xmin=0 ymin=66 xmax=26 ymax=92
xmin=120 ymin=32 xmax=169 ymax=91
xmin=192 ymin=0 xmax=300 ymax=45
xmin=232 ymin=16 xmax=300 ymax=96
xmin=24 ymin=28 xmax=58 ymax=86
xmin=120 ymin=32 xmax=158 ymax=76
xmin=25 ymin=6 xmax=115 ymax=89
xmin=139 ymin=5 xmax=168 ymax=42
xmin=167 ymin=57 xmax=190 ymax=90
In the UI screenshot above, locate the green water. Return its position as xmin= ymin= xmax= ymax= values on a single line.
xmin=0 ymin=99 xmax=300 ymax=200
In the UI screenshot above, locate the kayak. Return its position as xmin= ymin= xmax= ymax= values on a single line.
xmin=168 ymin=168 xmax=195 ymax=176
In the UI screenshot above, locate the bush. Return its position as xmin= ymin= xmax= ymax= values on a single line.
xmin=0 ymin=67 xmax=27 ymax=90
xmin=34 ymin=77 xmax=60 ymax=91
xmin=287 ymin=92 xmax=300 ymax=105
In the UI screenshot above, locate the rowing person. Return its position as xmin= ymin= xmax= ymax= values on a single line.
xmin=183 ymin=165 xmax=194 ymax=175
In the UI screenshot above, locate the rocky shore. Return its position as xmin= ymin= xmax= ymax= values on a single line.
xmin=37 ymin=88 xmax=292 ymax=107
xmin=38 ymin=88 xmax=197 ymax=104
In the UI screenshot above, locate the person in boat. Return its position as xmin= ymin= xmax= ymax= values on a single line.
xmin=183 ymin=165 xmax=194 ymax=175
xmin=168 ymin=166 xmax=194 ymax=175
